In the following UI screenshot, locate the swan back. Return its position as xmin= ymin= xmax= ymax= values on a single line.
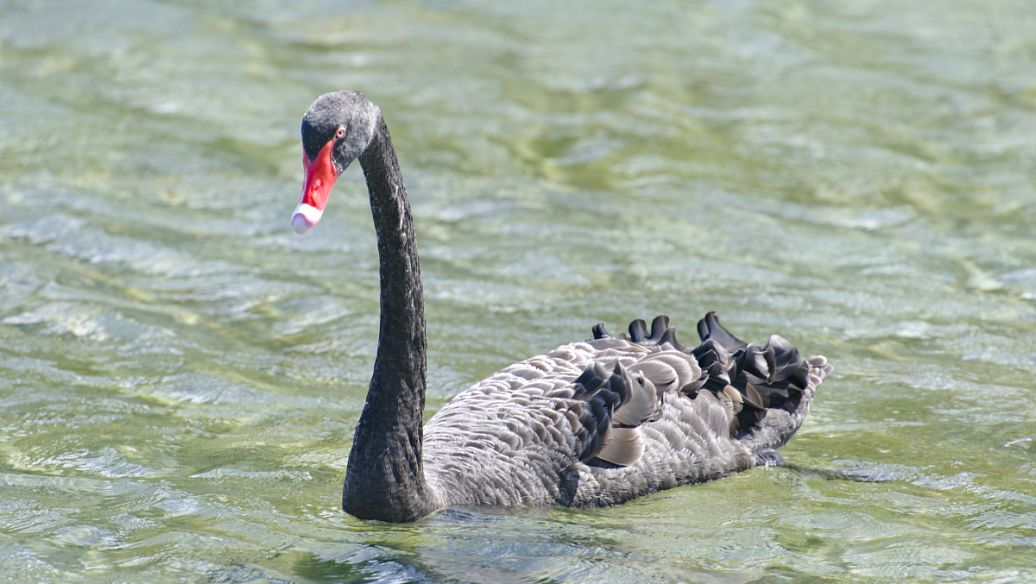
xmin=420 ymin=314 xmax=830 ymax=508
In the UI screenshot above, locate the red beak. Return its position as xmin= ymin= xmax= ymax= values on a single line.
xmin=291 ymin=138 xmax=339 ymax=234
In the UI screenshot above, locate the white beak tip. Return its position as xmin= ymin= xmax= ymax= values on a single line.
xmin=291 ymin=203 xmax=323 ymax=235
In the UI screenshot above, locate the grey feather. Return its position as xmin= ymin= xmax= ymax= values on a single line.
xmin=595 ymin=427 xmax=646 ymax=467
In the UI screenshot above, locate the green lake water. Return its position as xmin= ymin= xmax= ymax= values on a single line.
xmin=1 ymin=1 xmax=1035 ymax=581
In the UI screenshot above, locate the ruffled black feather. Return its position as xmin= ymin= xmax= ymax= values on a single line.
xmin=592 ymin=312 xmax=817 ymax=438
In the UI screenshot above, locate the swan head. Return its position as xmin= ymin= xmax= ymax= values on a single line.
xmin=292 ymin=91 xmax=380 ymax=234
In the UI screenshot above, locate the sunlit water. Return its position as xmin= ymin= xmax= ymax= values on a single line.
xmin=1 ymin=1 xmax=1035 ymax=581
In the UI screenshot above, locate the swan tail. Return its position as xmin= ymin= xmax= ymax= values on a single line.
xmin=694 ymin=311 xmax=832 ymax=451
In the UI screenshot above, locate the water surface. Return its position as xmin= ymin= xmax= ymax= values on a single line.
xmin=1 ymin=1 xmax=1035 ymax=581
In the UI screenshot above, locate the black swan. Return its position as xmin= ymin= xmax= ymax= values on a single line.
xmin=290 ymin=91 xmax=832 ymax=522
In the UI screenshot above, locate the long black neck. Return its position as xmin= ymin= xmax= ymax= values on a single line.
xmin=342 ymin=116 xmax=437 ymax=522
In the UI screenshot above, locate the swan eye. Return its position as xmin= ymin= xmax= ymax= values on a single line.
xmin=335 ymin=127 xmax=346 ymax=140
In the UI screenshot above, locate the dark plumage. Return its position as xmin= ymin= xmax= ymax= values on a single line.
xmin=291 ymin=91 xmax=832 ymax=522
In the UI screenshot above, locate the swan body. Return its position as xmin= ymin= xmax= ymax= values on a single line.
xmin=292 ymin=91 xmax=832 ymax=522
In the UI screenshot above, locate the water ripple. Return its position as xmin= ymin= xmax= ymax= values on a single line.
xmin=1 ymin=0 xmax=1035 ymax=581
